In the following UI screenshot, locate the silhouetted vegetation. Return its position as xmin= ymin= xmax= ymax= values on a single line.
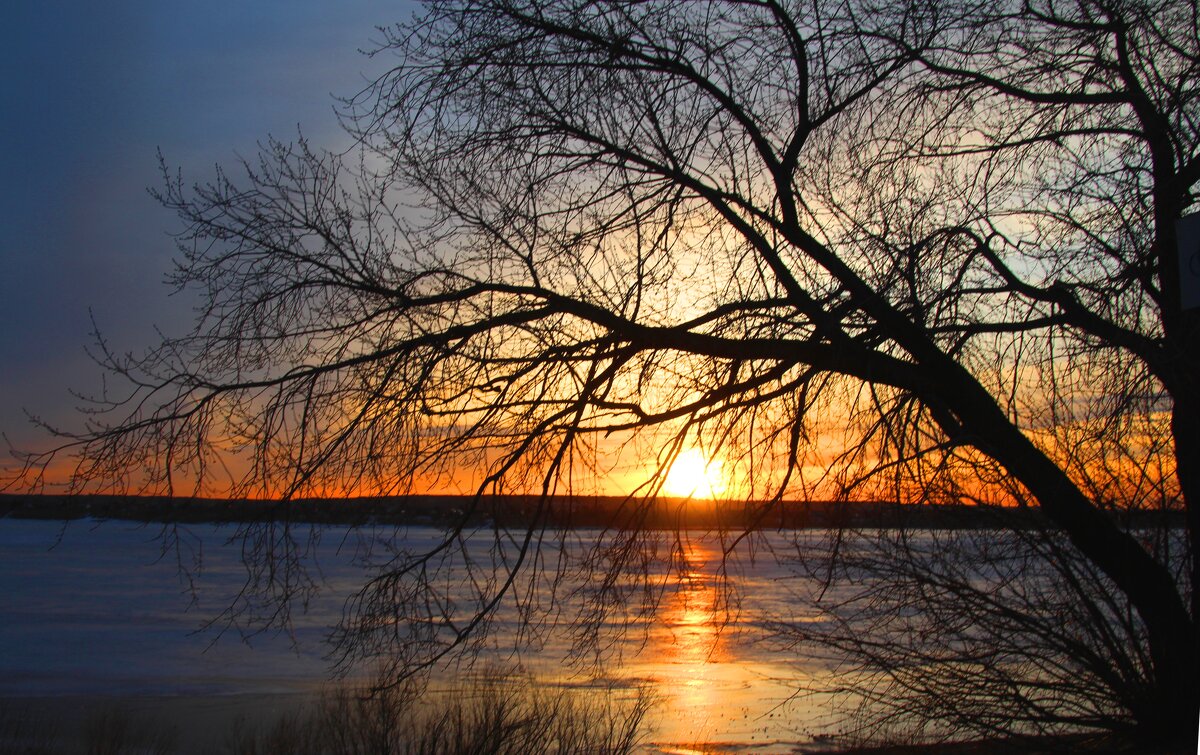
xmin=0 ymin=674 xmax=648 ymax=755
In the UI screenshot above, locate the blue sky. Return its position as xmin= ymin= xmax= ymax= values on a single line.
xmin=1 ymin=1 xmax=417 ymax=459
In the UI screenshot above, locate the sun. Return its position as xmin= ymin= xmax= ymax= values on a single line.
xmin=662 ymin=449 xmax=726 ymax=498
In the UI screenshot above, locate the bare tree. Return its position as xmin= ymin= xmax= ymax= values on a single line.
xmin=16 ymin=0 xmax=1199 ymax=746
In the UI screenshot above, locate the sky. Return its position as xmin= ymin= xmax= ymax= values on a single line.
xmin=1 ymin=1 xmax=418 ymax=464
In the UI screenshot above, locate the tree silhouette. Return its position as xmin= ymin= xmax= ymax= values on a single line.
xmin=19 ymin=0 xmax=1199 ymax=745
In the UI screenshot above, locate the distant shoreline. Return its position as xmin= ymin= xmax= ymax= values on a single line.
xmin=0 ymin=492 xmax=1182 ymax=531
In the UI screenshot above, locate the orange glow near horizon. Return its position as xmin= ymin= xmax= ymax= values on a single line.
xmin=11 ymin=408 xmax=1167 ymax=508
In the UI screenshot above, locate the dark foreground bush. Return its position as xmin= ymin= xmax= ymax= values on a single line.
xmin=1 ymin=704 xmax=179 ymax=755
xmin=225 ymin=673 xmax=650 ymax=755
xmin=0 ymin=672 xmax=649 ymax=755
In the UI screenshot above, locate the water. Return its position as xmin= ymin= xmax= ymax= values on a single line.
xmin=0 ymin=518 xmax=846 ymax=751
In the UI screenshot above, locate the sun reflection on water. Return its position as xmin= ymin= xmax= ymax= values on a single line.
xmin=641 ymin=537 xmax=746 ymax=748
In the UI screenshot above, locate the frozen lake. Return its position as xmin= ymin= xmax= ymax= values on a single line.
xmin=0 ymin=517 xmax=850 ymax=751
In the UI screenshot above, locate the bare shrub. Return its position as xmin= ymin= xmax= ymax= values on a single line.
xmin=225 ymin=671 xmax=650 ymax=755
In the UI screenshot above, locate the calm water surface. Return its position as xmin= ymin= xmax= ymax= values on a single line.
xmin=0 ymin=518 xmax=848 ymax=752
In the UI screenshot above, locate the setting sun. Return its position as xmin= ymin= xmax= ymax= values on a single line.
xmin=662 ymin=449 xmax=726 ymax=498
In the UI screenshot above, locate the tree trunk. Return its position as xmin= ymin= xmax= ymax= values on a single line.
xmin=931 ymin=360 xmax=1198 ymax=739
